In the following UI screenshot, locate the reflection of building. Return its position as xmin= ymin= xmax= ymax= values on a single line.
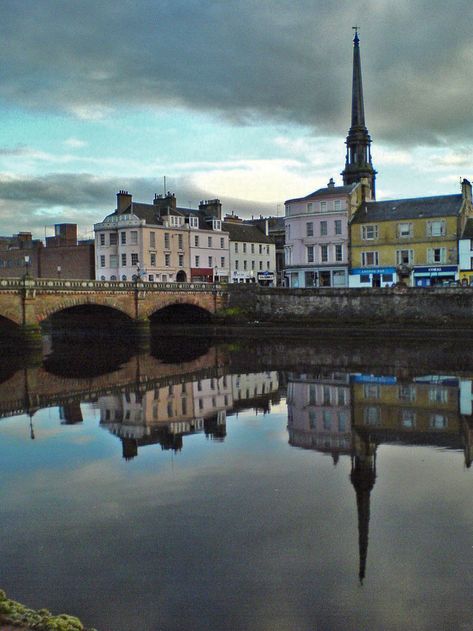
xmin=99 ymin=370 xmax=279 ymax=459
xmin=286 ymin=372 xmax=351 ymax=463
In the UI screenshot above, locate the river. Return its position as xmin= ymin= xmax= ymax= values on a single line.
xmin=1 ymin=328 xmax=473 ymax=631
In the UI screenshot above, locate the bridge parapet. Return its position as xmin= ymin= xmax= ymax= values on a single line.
xmin=0 ymin=278 xmax=224 ymax=293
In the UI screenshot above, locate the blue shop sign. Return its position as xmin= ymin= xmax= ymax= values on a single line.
xmin=351 ymin=374 xmax=397 ymax=385
xmin=351 ymin=267 xmax=396 ymax=275
xmin=414 ymin=266 xmax=457 ymax=274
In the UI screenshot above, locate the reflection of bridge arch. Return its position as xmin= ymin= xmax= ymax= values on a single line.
xmin=147 ymin=300 xmax=212 ymax=322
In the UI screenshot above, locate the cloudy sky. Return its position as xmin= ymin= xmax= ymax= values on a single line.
xmin=1 ymin=0 xmax=472 ymax=239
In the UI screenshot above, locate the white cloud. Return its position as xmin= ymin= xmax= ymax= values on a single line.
xmin=64 ymin=137 xmax=88 ymax=149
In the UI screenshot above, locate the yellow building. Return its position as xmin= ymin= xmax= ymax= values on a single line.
xmin=349 ymin=179 xmax=473 ymax=287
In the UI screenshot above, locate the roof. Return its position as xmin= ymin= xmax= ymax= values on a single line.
xmin=222 ymin=222 xmax=274 ymax=244
xmin=351 ymin=194 xmax=463 ymax=224
xmin=285 ymin=184 xmax=356 ymax=204
xmin=462 ymin=218 xmax=473 ymax=239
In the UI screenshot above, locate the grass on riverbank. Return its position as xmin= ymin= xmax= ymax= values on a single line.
xmin=0 ymin=590 xmax=97 ymax=631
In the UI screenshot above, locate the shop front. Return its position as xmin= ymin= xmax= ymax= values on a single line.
xmin=413 ymin=265 xmax=458 ymax=287
xmin=256 ymin=271 xmax=275 ymax=286
xmin=349 ymin=267 xmax=396 ymax=288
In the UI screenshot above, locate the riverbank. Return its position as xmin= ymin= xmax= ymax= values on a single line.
xmin=0 ymin=590 xmax=96 ymax=631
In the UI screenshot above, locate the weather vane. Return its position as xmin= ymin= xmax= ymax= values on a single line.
xmin=352 ymin=25 xmax=360 ymax=35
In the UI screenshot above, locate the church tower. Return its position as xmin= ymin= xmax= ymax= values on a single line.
xmin=341 ymin=29 xmax=377 ymax=199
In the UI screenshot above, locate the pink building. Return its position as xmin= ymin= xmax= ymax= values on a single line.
xmin=284 ymin=178 xmax=362 ymax=288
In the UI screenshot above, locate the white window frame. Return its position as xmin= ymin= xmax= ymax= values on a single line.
xmin=362 ymin=225 xmax=379 ymax=240
xmin=361 ymin=251 xmax=379 ymax=267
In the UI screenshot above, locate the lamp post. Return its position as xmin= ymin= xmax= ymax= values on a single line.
xmin=57 ymin=265 xmax=61 ymax=279
xmin=214 ymin=265 xmax=218 ymax=283
xmin=24 ymin=255 xmax=30 ymax=278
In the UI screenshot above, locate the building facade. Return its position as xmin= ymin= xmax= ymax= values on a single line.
xmin=94 ymin=191 xmax=229 ymax=283
xmin=284 ymin=179 xmax=363 ymax=288
xmin=223 ymin=216 xmax=276 ymax=284
xmin=349 ymin=180 xmax=473 ymax=287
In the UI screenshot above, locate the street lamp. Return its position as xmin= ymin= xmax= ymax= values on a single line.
xmin=24 ymin=255 xmax=30 ymax=278
xmin=214 ymin=265 xmax=218 ymax=283
xmin=57 ymin=265 xmax=61 ymax=279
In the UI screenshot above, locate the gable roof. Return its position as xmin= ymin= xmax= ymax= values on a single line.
xmin=285 ymin=183 xmax=356 ymax=204
xmin=351 ymin=194 xmax=463 ymax=224
xmin=222 ymin=222 xmax=274 ymax=244
xmin=462 ymin=218 xmax=473 ymax=239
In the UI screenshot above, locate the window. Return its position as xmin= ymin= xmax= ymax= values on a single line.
xmin=121 ymin=275 xmax=127 ymax=281
xmin=208 ymin=256 xmax=213 ymax=267
xmin=150 ymin=253 xmax=156 ymax=266
xmin=307 ymin=246 xmax=314 ymax=263
xmin=243 ymin=260 xmax=247 ymax=270
xmin=320 ymin=244 xmax=328 ymax=262
xmin=131 ymin=253 xmax=138 ymax=266
xmin=99 ymin=233 xmax=105 ymax=246
xmin=320 ymin=201 xmax=327 ymax=212
xmin=429 ymin=387 xmax=448 ymax=403
xmin=148 ymin=275 xmax=154 ymax=282
xmin=364 ymin=406 xmax=380 ymax=425
xmin=362 ymin=225 xmax=379 ymax=240
xmin=235 ymin=260 xmax=239 ymax=270
xmin=361 ymin=251 xmax=379 ymax=266
xmin=398 ymin=223 xmax=412 ymax=238
xmin=338 ymin=411 xmax=348 ymax=431
xmin=208 ymin=236 xmax=212 ymax=248
xmin=337 ymin=388 xmax=346 ymax=406
xmin=189 ymin=216 xmax=198 ymax=228
xmin=221 ymin=237 xmax=225 ymax=248
xmin=213 ymin=220 xmax=221 ymax=231
xmin=221 ymin=256 xmax=225 ymax=267
xmin=164 ymin=233 xmax=170 ymax=249
xmin=430 ymin=413 xmax=448 ymax=429
xmin=334 ymin=220 xmax=342 ymax=235
xmin=307 ymin=202 xmax=313 ymax=212
xmin=109 ymin=232 xmax=117 ymax=245
xmin=334 ymin=200 xmax=341 ymax=211
xmin=309 ymin=409 xmax=317 ymax=429
xmin=251 ymin=260 xmax=255 ymax=270
xmin=251 ymin=243 xmax=255 ymax=254
xmin=195 ymin=255 xmax=200 ymax=267
xmin=427 ymin=220 xmax=446 ymax=237
xmin=195 ymin=235 xmax=199 ymax=247
xmin=382 ymin=273 xmax=393 ymax=282
xmin=100 ymin=255 xmax=105 ymax=267
xmin=401 ymin=409 xmax=416 ymax=429
xmin=178 ymin=234 xmax=183 ymax=250
xmin=320 ymin=221 xmax=328 ymax=236
xmin=335 ymin=244 xmax=343 ymax=262
xmin=165 ymin=253 xmax=171 ymax=267
xmin=323 ymin=410 xmax=332 ymax=430
xmin=399 ymin=384 xmax=416 ymax=401
xmin=360 ymin=274 xmax=370 ymax=283
xmin=427 ymin=247 xmax=446 ymax=264
xmin=234 ymin=242 xmax=238 ymax=253
xmin=110 ymin=254 xmax=118 ymax=267
xmin=259 ymin=244 xmax=263 ymax=254
xmin=396 ymin=249 xmax=414 ymax=265
xmin=363 ymin=383 xmax=380 ymax=399
xmin=130 ymin=231 xmax=138 ymax=245
xmin=121 ymin=253 xmax=126 ymax=266
xmin=243 ymin=243 xmax=247 ymax=253
xmin=179 ymin=254 xmax=184 ymax=267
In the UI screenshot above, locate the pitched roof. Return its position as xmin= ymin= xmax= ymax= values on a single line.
xmin=285 ymin=183 xmax=356 ymax=204
xmin=222 ymin=222 xmax=274 ymax=244
xmin=351 ymin=194 xmax=463 ymax=224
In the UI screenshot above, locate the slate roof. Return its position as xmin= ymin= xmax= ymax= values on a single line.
xmin=222 ymin=222 xmax=274 ymax=244
xmin=461 ymin=218 xmax=473 ymax=239
xmin=285 ymin=184 xmax=356 ymax=204
xmin=110 ymin=202 xmax=216 ymax=230
xmin=351 ymin=194 xmax=463 ymax=224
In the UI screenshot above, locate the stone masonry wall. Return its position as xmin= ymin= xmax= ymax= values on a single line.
xmin=226 ymin=285 xmax=473 ymax=327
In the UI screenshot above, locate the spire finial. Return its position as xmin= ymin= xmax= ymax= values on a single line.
xmin=352 ymin=25 xmax=360 ymax=44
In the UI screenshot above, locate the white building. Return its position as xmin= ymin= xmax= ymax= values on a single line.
xmin=222 ymin=216 xmax=276 ymax=284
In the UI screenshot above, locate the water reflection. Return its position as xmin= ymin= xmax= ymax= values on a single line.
xmin=2 ymin=335 xmax=473 ymax=631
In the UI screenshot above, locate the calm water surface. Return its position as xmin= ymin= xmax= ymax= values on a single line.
xmin=1 ymin=330 xmax=473 ymax=631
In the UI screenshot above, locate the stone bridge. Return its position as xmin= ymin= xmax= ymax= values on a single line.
xmin=0 ymin=277 xmax=228 ymax=342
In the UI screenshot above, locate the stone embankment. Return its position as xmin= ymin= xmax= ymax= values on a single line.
xmin=223 ymin=285 xmax=473 ymax=328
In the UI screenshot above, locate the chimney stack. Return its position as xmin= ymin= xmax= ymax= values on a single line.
xmin=117 ymin=190 xmax=132 ymax=214
xmin=461 ymin=178 xmax=472 ymax=202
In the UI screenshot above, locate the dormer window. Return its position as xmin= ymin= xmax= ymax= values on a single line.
xmin=213 ymin=219 xmax=222 ymax=231
xmin=169 ymin=215 xmax=183 ymax=227
xmin=189 ymin=216 xmax=199 ymax=229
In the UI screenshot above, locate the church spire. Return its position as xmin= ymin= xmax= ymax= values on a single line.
xmin=341 ymin=28 xmax=377 ymax=199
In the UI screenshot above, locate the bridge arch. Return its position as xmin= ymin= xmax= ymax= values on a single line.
xmin=38 ymin=296 xmax=135 ymax=323
xmin=149 ymin=301 xmax=212 ymax=323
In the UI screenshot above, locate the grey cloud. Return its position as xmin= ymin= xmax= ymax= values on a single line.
xmin=0 ymin=173 xmax=274 ymax=237
xmin=2 ymin=1 xmax=472 ymax=146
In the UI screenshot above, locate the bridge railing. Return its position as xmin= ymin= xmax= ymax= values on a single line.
xmin=0 ymin=278 xmax=223 ymax=292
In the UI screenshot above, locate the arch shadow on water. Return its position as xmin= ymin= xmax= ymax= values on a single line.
xmin=42 ymin=305 xmax=136 ymax=378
